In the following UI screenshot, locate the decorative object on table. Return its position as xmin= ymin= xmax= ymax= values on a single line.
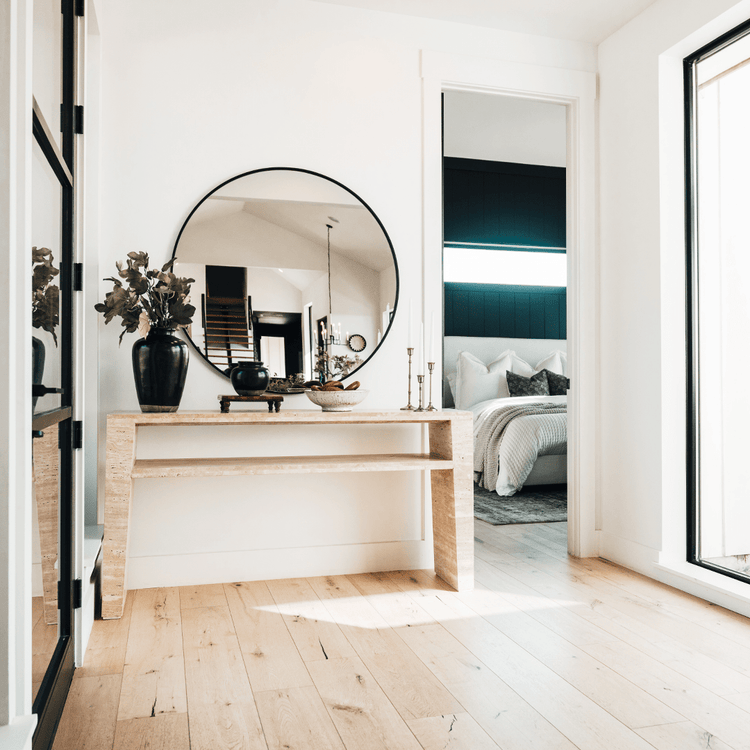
xmin=95 ymin=252 xmax=195 ymax=413
xmin=229 ymin=360 xmax=270 ymax=396
xmin=401 ymin=299 xmax=415 ymax=410
xmin=415 ymin=374 xmax=426 ymax=412
xmin=348 ymin=334 xmax=366 ymax=353
xmin=219 ymin=393 xmax=283 ymax=413
xmin=305 ymin=383 xmax=369 ymax=412
xmin=426 ymin=362 xmax=437 ymax=411
xmin=266 ymin=374 xmax=308 ymax=394
xmin=132 ymin=328 xmax=190 ymax=412
xmin=32 ymin=247 xmax=60 ymax=410
xmin=400 ymin=347 xmax=415 ymax=411
xmin=474 ymin=482 xmax=567 ymax=525
xmin=314 ymin=349 xmax=362 ymax=381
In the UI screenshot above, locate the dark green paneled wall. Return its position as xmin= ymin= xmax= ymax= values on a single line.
xmin=444 ymin=157 xmax=566 ymax=249
xmin=444 ymin=283 xmax=566 ymax=340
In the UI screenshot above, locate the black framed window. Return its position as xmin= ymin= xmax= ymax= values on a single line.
xmin=686 ymin=18 xmax=750 ymax=584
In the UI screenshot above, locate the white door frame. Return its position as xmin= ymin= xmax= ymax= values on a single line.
xmin=421 ymin=50 xmax=598 ymax=558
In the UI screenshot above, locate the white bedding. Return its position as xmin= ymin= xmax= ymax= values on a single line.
xmin=472 ymin=395 xmax=567 ymax=496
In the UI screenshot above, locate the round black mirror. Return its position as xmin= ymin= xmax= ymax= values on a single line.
xmin=172 ymin=168 xmax=399 ymax=383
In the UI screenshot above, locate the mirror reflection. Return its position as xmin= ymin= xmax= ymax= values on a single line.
xmin=173 ymin=169 xmax=398 ymax=381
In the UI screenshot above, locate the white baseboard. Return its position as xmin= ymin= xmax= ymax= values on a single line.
xmin=126 ymin=540 xmax=434 ymax=590
xmin=0 ymin=716 xmax=36 ymax=750
xmin=653 ymin=559 xmax=750 ymax=619
xmin=598 ymin=531 xmax=750 ymax=618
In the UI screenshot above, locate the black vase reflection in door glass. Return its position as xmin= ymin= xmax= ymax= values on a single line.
xmin=132 ymin=327 xmax=189 ymax=412
xmin=31 ymin=246 xmax=60 ymax=412
xmin=32 ymin=336 xmax=45 ymax=412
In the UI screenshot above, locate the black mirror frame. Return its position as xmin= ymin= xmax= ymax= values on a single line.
xmin=172 ymin=167 xmax=399 ymax=382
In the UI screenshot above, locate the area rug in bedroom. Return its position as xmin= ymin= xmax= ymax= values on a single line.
xmin=474 ymin=483 xmax=567 ymax=525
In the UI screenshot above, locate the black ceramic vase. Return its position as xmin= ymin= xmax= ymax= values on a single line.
xmin=32 ymin=336 xmax=45 ymax=412
xmin=230 ymin=361 xmax=270 ymax=396
xmin=132 ymin=327 xmax=189 ymax=413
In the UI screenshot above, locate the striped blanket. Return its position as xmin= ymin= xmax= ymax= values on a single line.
xmin=473 ymin=398 xmax=567 ymax=496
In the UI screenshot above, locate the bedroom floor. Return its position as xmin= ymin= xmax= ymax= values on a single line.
xmin=52 ymin=521 xmax=750 ymax=750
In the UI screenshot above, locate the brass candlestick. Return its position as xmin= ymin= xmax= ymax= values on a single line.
xmin=426 ymin=362 xmax=437 ymax=411
xmin=415 ymin=374 xmax=426 ymax=412
xmin=401 ymin=347 xmax=415 ymax=410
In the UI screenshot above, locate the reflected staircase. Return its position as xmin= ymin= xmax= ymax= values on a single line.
xmin=202 ymin=294 xmax=255 ymax=370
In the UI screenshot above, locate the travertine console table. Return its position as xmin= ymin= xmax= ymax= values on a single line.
xmin=101 ymin=410 xmax=473 ymax=619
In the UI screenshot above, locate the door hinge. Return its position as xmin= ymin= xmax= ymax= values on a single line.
xmin=73 ymin=420 xmax=83 ymax=450
xmin=73 ymin=262 xmax=83 ymax=291
xmin=73 ymin=579 xmax=82 ymax=609
xmin=75 ymin=0 xmax=84 ymax=16
xmin=74 ymin=105 xmax=84 ymax=135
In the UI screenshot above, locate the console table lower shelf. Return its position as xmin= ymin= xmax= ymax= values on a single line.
xmin=101 ymin=410 xmax=474 ymax=619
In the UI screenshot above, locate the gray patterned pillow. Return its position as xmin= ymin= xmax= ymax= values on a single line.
xmin=506 ymin=369 xmax=550 ymax=397
xmin=541 ymin=369 xmax=570 ymax=395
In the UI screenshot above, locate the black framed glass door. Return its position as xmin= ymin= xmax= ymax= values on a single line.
xmin=686 ymin=18 xmax=750 ymax=585
xmin=30 ymin=1 xmax=79 ymax=747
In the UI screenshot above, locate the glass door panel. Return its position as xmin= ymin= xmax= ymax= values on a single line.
xmin=32 ymin=0 xmax=62 ymax=151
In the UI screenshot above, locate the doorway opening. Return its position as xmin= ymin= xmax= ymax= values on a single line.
xmin=441 ymin=90 xmax=570 ymax=529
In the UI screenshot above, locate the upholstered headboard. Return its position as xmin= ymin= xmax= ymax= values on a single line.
xmin=443 ymin=336 xmax=567 ymax=408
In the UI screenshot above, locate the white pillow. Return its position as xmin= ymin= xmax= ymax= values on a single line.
xmin=447 ymin=372 xmax=457 ymax=400
xmin=535 ymin=350 xmax=567 ymax=376
xmin=455 ymin=350 xmax=533 ymax=410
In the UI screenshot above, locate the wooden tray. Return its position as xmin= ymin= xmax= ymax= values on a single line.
xmin=218 ymin=394 xmax=284 ymax=413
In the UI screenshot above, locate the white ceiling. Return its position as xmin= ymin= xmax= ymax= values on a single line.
xmin=309 ymin=0 xmax=659 ymax=44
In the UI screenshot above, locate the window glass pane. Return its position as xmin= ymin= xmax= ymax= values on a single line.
xmin=33 ymin=0 xmax=62 ymax=149
xmin=695 ymin=42 xmax=750 ymax=578
xmin=32 ymin=138 xmax=63 ymax=414
xmin=444 ymin=247 xmax=567 ymax=286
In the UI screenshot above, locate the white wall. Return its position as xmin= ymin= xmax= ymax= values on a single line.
xmin=95 ymin=0 xmax=596 ymax=588
xmin=598 ymin=0 xmax=750 ymax=602
xmin=443 ymin=90 xmax=567 ymax=167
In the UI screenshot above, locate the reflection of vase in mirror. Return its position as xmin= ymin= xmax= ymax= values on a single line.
xmin=32 ymin=336 xmax=45 ymax=412
xmin=172 ymin=168 xmax=398 ymax=382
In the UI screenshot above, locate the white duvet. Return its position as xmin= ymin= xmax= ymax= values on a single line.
xmin=472 ymin=395 xmax=567 ymax=497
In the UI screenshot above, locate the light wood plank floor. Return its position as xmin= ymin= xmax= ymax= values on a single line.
xmin=53 ymin=520 xmax=750 ymax=750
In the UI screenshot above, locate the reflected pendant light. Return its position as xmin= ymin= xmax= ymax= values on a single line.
xmin=326 ymin=223 xmax=340 ymax=346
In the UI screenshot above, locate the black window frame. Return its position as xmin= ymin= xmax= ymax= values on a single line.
xmin=685 ymin=16 xmax=750 ymax=584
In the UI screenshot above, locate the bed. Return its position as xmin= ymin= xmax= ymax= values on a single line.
xmin=444 ymin=336 xmax=568 ymax=496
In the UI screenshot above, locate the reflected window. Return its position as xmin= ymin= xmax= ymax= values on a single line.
xmin=444 ymin=246 xmax=567 ymax=287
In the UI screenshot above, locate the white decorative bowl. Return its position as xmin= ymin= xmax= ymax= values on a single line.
xmin=305 ymin=389 xmax=369 ymax=412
